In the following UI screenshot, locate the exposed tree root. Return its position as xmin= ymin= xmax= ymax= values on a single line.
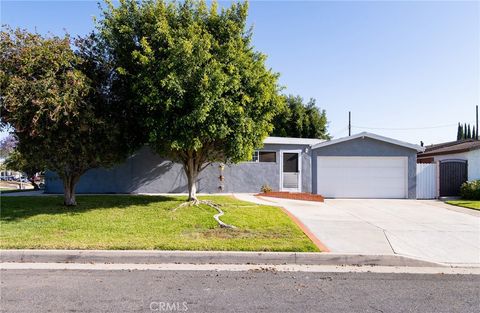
xmin=201 ymin=200 xmax=236 ymax=229
xmin=171 ymin=201 xmax=192 ymax=212
xmin=171 ymin=199 xmax=236 ymax=229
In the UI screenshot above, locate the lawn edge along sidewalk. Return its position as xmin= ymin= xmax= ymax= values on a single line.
xmin=0 ymin=250 xmax=446 ymax=267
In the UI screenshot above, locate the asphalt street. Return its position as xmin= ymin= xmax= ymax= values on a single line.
xmin=1 ymin=269 xmax=479 ymax=313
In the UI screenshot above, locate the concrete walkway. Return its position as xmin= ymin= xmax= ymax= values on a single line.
xmin=235 ymin=194 xmax=480 ymax=266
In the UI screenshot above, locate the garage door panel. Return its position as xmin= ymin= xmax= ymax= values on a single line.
xmin=320 ymin=178 xmax=406 ymax=188
xmin=318 ymin=157 xmax=404 ymax=168
xmin=318 ymin=167 xmax=405 ymax=178
xmin=317 ymin=156 xmax=407 ymax=198
xmin=318 ymin=183 xmax=406 ymax=198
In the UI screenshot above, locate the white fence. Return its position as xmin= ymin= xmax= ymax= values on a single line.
xmin=416 ymin=163 xmax=437 ymax=199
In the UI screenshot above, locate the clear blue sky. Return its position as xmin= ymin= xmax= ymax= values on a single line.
xmin=1 ymin=0 xmax=478 ymax=145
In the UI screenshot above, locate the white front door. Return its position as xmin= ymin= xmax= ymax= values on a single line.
xmin=280 ymin=150 xmax=302 ymax=192
xmin=316 ymin=156 xmax=408 ymax=198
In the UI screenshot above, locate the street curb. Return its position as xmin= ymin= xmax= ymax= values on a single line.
xmin=0 ymin=250 xmax=446 ymax=267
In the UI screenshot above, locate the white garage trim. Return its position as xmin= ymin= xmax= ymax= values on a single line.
xmin=312 ymin=132 xmax=425 ymax=152
xmin=317 ymin=156 xmax=408 ymax=199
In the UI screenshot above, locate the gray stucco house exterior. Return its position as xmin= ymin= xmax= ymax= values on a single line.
xmin=45 ymin=132 xmax=424 ymax=199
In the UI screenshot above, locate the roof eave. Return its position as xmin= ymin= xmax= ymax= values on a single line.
xmin=418 ymin=146 xmax=480 ymax=157
xmin=263 ymin=136 xmax=324 ymax=146
xmin=311 ymin=132 xmax=425 ymax=152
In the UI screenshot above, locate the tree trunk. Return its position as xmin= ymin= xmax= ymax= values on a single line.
xmin=27 ymin=173 xmax=40 ymax=190
xmin=63 ymin=175 xmax=78 ymax=206
xmin=182 ymin=149 xmax=209 ymax=202
xmin=29 ymin=178 xmax=40 ymax=190
xmin=186 ymin=164 xmax=198 ymax=201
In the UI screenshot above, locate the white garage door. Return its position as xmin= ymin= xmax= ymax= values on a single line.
xmin=317 ymin=156 xmax=408 ymax=198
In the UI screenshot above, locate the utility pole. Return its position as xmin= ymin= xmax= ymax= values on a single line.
xmin=476 ymin=105 xmax=478 ymax=140
xmin=348 ymin=111 xmax=351 ymax=136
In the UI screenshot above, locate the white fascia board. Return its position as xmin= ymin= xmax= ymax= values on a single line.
xmin=263 ymin=136 xmax=324 ymax=146
xmin=311 ymin=132 xmax=425 ymax=152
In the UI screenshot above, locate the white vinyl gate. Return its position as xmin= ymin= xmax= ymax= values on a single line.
xmin=416 ymin=163 xmax=437 ymax=199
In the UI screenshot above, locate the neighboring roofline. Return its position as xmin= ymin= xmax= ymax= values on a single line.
xmin=311 ymin=132 xmax=425 ymax=152
xmin=418 ymin=145 xmax=480 ymax=157
xmin=423 ymin=140 xmax=463 ymax=151
xmin=263 ymin=136 xmax=324 ymax=146
xmin=419 ymin=139 xmax=480 ymax=156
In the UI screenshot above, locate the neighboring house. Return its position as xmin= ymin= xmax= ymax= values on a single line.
xmin=417 ymin=139 xmax=480 ymax=181
xmin=45 ymin=132 xmax=424 ymax=199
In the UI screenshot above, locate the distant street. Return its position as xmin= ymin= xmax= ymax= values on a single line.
xmin=1 ymin=269 xmax=479 ymax=313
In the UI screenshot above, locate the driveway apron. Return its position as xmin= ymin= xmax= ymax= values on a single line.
xmin=235 ymin=195 xmax=480 ymax=266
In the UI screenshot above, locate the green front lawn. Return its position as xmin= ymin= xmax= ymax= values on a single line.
xmin=0 ymin=195 xmax=318 ymax=251
xmin=446 ymin=200 xmax=480 ymax=211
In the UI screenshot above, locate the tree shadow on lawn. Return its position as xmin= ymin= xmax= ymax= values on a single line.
xmin=0 ymin=194 xmax=182 ymax=222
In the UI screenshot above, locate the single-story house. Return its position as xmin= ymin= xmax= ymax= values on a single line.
xmin=417 ymin=139 xmax=480 ymax=181
xmin=45 ymin=132 xmax=424 ymax=199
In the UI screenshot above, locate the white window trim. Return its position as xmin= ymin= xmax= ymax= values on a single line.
xmin=245 ymin=150 xmax=278 ymax=163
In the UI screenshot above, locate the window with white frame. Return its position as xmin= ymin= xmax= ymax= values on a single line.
xmin=251 ymin=151 xmax=259 ymax=162
xmin=249 ymin=150 xmax=276 ymax=163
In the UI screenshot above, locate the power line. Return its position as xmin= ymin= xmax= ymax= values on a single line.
xmin=352 ymin=123 xmax=461 ymax=131
xmin=330 ymin=127 xmax=348 ymax=138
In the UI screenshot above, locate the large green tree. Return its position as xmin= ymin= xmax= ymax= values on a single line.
xmin=99 ymin=0 xmax=283 ymax=201
xmin=0 ymin=28 xmax=136 ymax=205
xmin=271 ymin=95 xmax=329 ymax=139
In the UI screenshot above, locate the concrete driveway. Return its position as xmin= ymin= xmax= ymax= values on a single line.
xmin=236 ymin=195 xmax=480 ymax=266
